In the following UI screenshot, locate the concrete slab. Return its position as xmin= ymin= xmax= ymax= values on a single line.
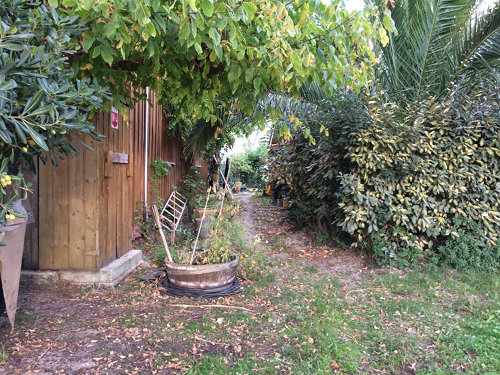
xmin=21 ymin=250 xmax=143 ymax=286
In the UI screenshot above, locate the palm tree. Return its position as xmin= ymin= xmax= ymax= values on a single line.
xmin=376 ymin=0 xmax=500 ymax=103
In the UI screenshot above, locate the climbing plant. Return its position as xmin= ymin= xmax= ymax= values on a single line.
xmin=53 ymin=0 xmax=394 ymax=137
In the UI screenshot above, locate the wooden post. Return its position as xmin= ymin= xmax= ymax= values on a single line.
xmin=217 ymin=159 xmax=232 ymax=219
xmin=189 ymin=190 xmax=211 ymax=265
xmin=152 ymin=205 xmax=173 ymax=263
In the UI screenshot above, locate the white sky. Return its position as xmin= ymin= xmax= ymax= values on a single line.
xmin=343 ymin=0 xmax=364 ymax=11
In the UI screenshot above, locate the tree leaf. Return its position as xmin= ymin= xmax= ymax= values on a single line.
xmin=201 ymin=0 xmax=214 ymax=17
xmin=0 ymin=42 xmax=24 ymax=51
xmin=186 ymin=0 xmax=197 ymax=12
xmin=82 ymin=37 xmax=95 ymax=52
xmin=209 ymin=27 xmax=221 ymax=45
xmin=242 ymin=2 xmax=257 ymax=21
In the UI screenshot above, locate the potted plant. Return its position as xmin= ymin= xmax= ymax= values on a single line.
xmin=153 ymin=165 xmax=243 ymax=291
xmin=0 ymin=160 xmax=30 ymax=331
xmin=165 ymin=200 xmax=242 ymax=290
xmin=192 ymin=194 xmax=219 ymax=219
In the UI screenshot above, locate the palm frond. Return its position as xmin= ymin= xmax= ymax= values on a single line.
xmin=377 ymin=0 xmax=500 ymax=101
xmin=452 ymin=2 xmax=500 ymax=89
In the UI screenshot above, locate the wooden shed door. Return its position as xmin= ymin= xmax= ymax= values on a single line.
xmin=98 ymin=117 xmax=136 ymax=269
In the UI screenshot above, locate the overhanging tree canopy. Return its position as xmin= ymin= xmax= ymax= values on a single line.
xmin=54 ymin=0 xmax=394 ymax=126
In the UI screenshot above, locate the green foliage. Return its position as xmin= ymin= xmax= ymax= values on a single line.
xmin=192 ymin=193 xmax=219 ymax=209
xmin=375 ymin=0 xmax=500 ymax=103
xmin=230 ymin=143 xmax=268 ymax=188
xmin=267 ymin=85 xmax=500 ymax=270
xmin=0 ymin=345 xmax=8 ymax=364
xmin=149 ymin=158 xmax=172 ymax=206
xmin=0 ymin=159 xmax=30 ymax=227
xmin=197 ymin=200 xmax=245 ymax=264
xmin=435 ymin=217 xmax=500 ymax=272
xmin=265 ymin=89 xmax=365 ymax=235
xmin=150 ymin=158 xmax=172 ymax=178
xmin=0 ymin=0 xmax=108 ymax=223
xmin=338 ymin=88 xmax=500 ymax=266
xmin=0 ymin=1 xmax=108 ymax=164
xmin=180 ymin=166 xmax=205 ymax=203
xmin=54 ymin=0 xmax=391 ymax=133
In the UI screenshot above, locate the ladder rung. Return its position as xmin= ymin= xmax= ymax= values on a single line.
xmin=166 ymin=205 xmax=182 ymax=214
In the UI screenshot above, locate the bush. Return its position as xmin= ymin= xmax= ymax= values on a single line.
xmin=0 ymin=1 xmax=108 ymax=224
xmin=230 ymin=144 xmax=268 ymax=188
xmin=265 ymin=93 xmax=365 ymax=236
xmin=434 ymin=217 xmax=500 ymax=272
xmin=267 ymin=86 xmax=500 ymax=270
xmin=339 ymin=87 xmax=500 ymax=266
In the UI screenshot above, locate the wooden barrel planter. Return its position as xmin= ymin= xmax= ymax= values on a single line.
xmin=165 ymin=258 xmax=239 ymax=291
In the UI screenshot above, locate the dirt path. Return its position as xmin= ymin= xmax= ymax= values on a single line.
xmin=239 ymin=192 xmax=381 ymax=287
xmin=0 ymin=193 xmax=378 ymax=374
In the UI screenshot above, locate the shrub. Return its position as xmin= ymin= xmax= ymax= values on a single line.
xmin=267 ymin=86 xmax=500 ymax=270
xmin=265 ymin=93 xmax=365 ymax=236
xmin=230 ymin=143 xmax=268 ymax=188
xmin=180 ymin=166 xmax=205 ymax=202
xmin=339 ymin=87 xmax=500 ymax=265
xmin=0 ymin=1 xmax=107 ymax=225
xmin=434 ymin=217 xmax=500 ymax=272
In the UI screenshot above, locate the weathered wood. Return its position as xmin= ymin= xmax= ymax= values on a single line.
xmin=112 ymin=152 xmax=129 ymax=164
xmin=26 ymin=89 xmax=208 ymax=271
xmin=104 ymin=150 xmax=113 ymax=178
xmin=165 ymin=258 xmax=239 ymax=289
xmin=22 ymin=167 xmax=39 ymax=269
xmin=152 ymin=205 xmax=173 ymax=262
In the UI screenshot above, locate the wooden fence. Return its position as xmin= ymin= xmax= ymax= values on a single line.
xmin=23 ymin=91 xmax=207 ymax=271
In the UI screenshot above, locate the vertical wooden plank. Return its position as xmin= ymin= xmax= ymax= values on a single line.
xmin=51 ymin=156 xmax=69 ymax=268
xmin=38 ymin=159 xmax=53 ymax=269
xmin=68 ymin=139 xmax=86 ymax=269
xmin=22 ymin=162 xmax=39 ymax=269
xmin=83 ymin=128 xmax=99 ymax=271
xmin=99 ymin=110 xmax=112 ymax=268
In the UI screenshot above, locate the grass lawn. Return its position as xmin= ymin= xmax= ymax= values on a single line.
xmin=1 ymin=193 xmax=499 ymax=374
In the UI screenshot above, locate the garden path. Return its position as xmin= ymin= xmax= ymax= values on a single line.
xmin=1 ymin=193 xmax=494 ymax=374
xmin=0 ymin=192 xmax=373 ymax=374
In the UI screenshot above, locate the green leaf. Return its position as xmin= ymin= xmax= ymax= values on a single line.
xmin=291 ymin=51 xmax=304 ymax=75
xmin=214 ymin=44 xmax=223 ymax=59
xmin=228 ymin=66 xmax=241 ymax=82
xmin=383 ymin=11 xmax=395 ymax=33
xmin=242 ymin=2 xmax=257 ymax=21
xmin=253 ymin=77 xmax=262 ymax=92
xmin=146 ymin=21 xmax=157 ymax=37
xmin=194 ymin=42 xmax=203 ymax=54
xmin=0 ymin=42 xmax=24 ymax=51
xmin=101 ymin=46 xmax=115 ymax=66
xmin=103 ymin=23 xmax=117 ymax=38
xmin=209 ymin=27 xmax=221 ymax=45
xmin=245 ymin=66 xmax=256 ymax=82
xmin=23 ymin=90 xmax=45 ymax=115
xmin=186 ymin=0 xmax=197 ymax=12
xmin=22 ymin=124 xmax=48 ymax=151
xmin=0 ymin=79 xmax=17 ymax=91
xmin=201 ymin=0 xmax=214 ymax=17
xmin=82 ymin=37 xmax=95 ymax=52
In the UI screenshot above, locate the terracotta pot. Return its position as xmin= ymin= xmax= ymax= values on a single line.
xmin=0 ymin=201 xmax=28 ymax=332
xmin=165 ymin=258 xmax=239 ymax=290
